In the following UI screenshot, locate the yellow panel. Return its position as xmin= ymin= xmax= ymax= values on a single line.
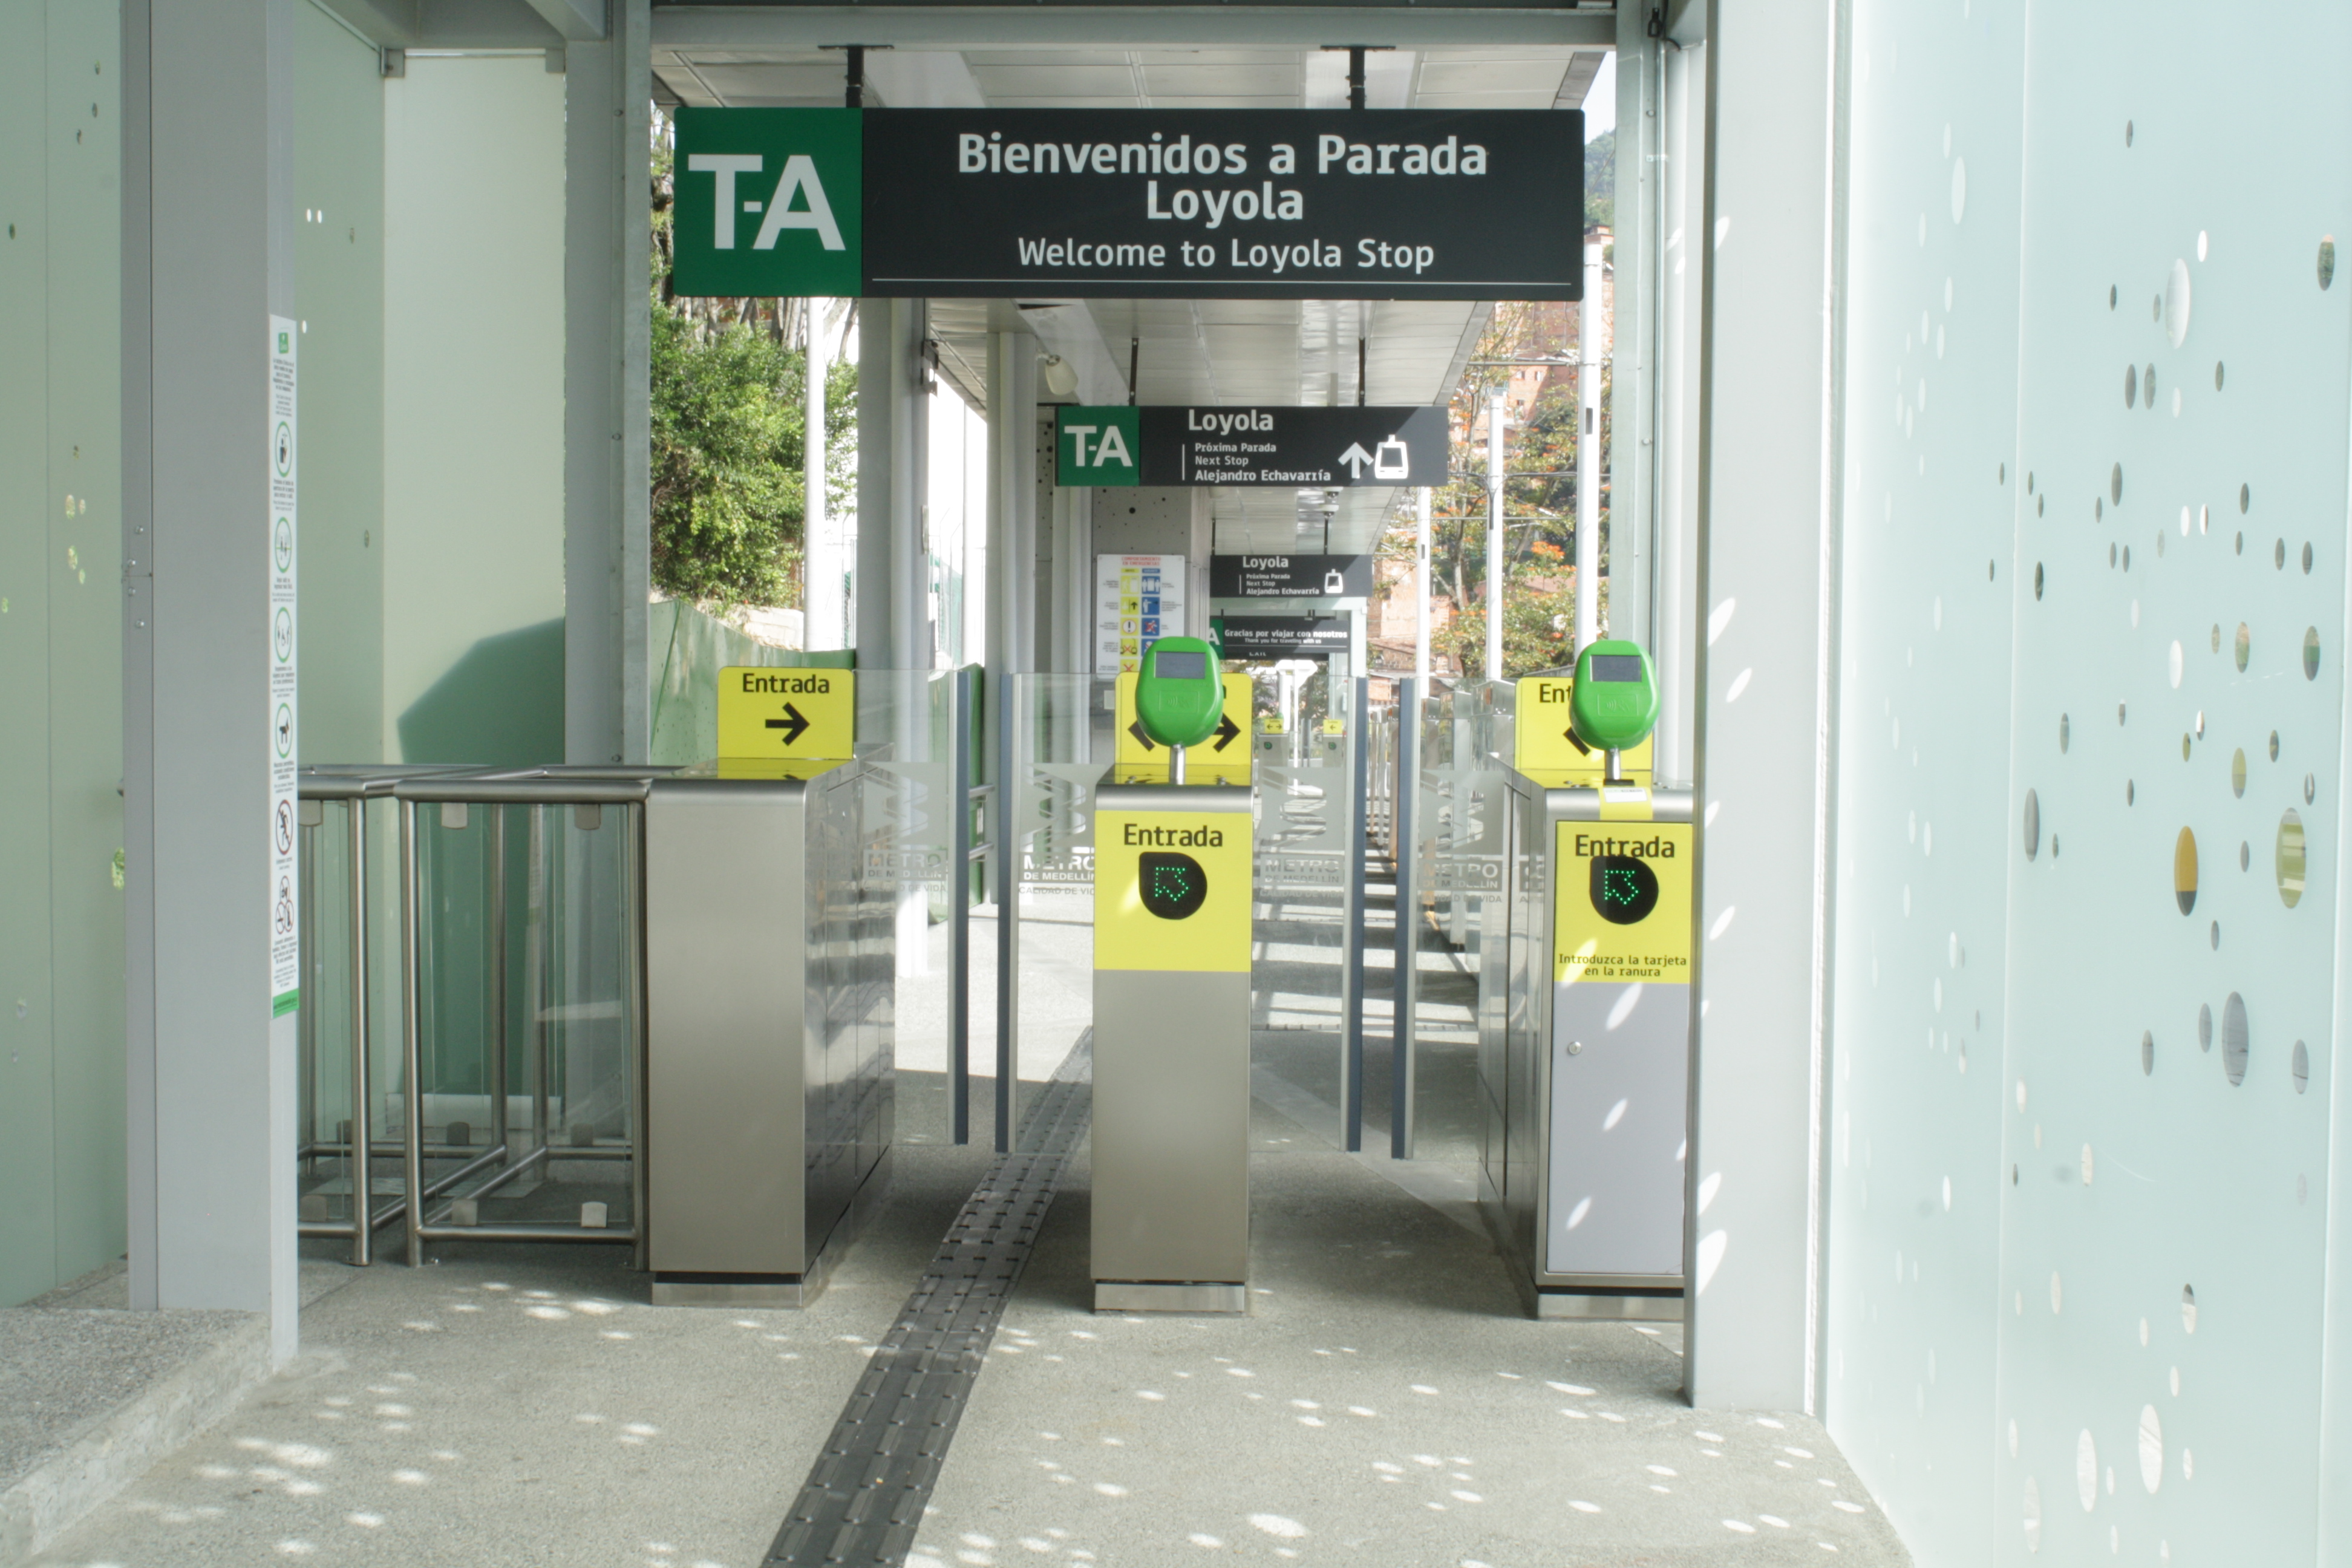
xmin=1113 ymin=671 xmax=1253 ymax=782
xmin=1514 ymin=676 xmax=1653 ymax=786
xmin=1095 ymin=809 xmax=1253 ymax=973
xmin=716 ymin=667 xmax=855 ymax=760
xmin=1553 ymin=818 xmax=1693 ymax=987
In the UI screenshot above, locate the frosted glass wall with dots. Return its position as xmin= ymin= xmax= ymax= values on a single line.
xmin=1824 ymin=2 xmax=2350 ymax=1564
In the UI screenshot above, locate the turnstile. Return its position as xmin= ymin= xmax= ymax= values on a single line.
xmin=1089 ymin=780 xmax=1254 ymax=1313
xmin=644 ymin=760 xmax=896 ymax=1305
xmin=1480 ymin=766 xmax=1693 ymax=1318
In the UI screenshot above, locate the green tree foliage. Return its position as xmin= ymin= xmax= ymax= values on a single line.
xmin=1379 ymin=301 xmax=1610 ymax=681
xmin=648 ymin=312 xmax=854 ymax=606
xmin=645 ymin=113 xmax=855 ymax=609
xmin=1433 ymin=541 xmax=1598 ymax=681
xmin=1584 ymin=129 xmax=1616 ymax=232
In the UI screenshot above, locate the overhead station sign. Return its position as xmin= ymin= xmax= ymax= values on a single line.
xmin=1217 ymin=615 xmax=1351 ymax=659
xmin=1056 ymin=404 xmax=1445 ymax=488
xmin=672 ymin=108 xmax=1582 ymax=301
xmin=1210 ymin=553 xmax=1373 ymax=599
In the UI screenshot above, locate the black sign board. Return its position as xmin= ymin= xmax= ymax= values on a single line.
xmin=1060 ymin=404 xmax=1448 ymax=488
xmin=1210 ymin=554 xmax=1374 ymax=599
xmin=861 ymin=109 xmax=1582 ymax=300
xmin=1217 ymin=615 xmax=1353 ymax=659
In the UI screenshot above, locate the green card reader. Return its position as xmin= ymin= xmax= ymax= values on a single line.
xmin=1134 ymin=636 xmax=1224 ymax=783
xmin=1568 ymin=639 xmax=1661 ymax=782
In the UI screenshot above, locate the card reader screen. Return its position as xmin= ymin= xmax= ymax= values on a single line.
xmin=1588 ymin=653 xmax=1644 ymax=683
xmin=1153 ymin=650 xmax=1209 ymax=681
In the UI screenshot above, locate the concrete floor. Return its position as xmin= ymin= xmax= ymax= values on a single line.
xmin=910 ymin=1091 xmax=1907 ymax=1567
xmin=28 ymin=1083 xmax=1906 ymax=1568
xmin=30 ymin=867 xmax=1906 ymax=1568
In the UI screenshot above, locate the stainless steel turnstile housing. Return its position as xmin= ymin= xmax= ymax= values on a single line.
xmin=644 ymin=763 xmax=895 ymax=1305
xmin=1090 ymin=781 xmax=1254 ymax=1314
xmin=1480 ymin=768 xmax=1693 ymax=1319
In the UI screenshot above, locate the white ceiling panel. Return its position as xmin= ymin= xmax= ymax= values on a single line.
xmin=1137 ymin=62 xmax=1301 ymax=99
xmin=962 ymin=50 xmax=1132 ymax=68
xmin=1414 ymin=58 xmax=1573 ymax=99
xmin=966 ymin=63 xmax=1140 ymax=97
xmin=681 ymin=62 xmax=849 ymax=105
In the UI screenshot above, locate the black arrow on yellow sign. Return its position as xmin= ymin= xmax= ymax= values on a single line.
xmin=1127 ymin=718 xmax=1157 ymax=752
xmin=1211 ymin=713 xmax=1241 ymax=751
xmin=766 ymin=704 xmax=811 ymax=746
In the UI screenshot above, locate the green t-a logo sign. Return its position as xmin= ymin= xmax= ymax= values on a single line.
xmin=1056 ymin=406 xmax=1140 ymax=486
xmin=672 ymin=108 xmax=862 ymax=296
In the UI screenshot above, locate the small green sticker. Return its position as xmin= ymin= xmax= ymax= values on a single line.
xmin=272 ymin=989 xmax=300 ymax=1017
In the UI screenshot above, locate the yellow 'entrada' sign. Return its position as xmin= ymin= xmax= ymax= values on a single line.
xmin=1094 ymin=809 xmax=1252 ymax=973
xmin=716 ymin=667 xmax=856 ymax=760
xmin=1514 ymin=676 xmax=1653 ymax=786
xmin=1553 ymin=818 xmax=1692 ymax=986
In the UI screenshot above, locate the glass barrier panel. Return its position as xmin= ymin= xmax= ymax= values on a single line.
xmin=406 ymin=798 xmax=639 ymax=1233
xmin=854 ymin=669 xmax=953 ymax=1143
xmin=1247 ymin=664 xmax=1357 ymax=1143
xmin=296 ymin=800 xmax=361 ymax=1223
xmin=1410 ymin=679 xmax=1507 ymax=1164
xmin=1006 ymin=673 xmax=1106 ymax=1135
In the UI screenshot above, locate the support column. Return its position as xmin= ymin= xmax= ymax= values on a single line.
xmin=1047 ymin=484 xmax=1086 ymax=673
xmin=1684 ymin=0 xmax=1838 ymax=1411
xmin=1413 ymin=486 xmax=1431 ymax=682
xmin=984 ymin=331 xmax=1037 ymax=898
xmin=1484 ymin=388 xmax=1506 ymax=679
xmin=856 ymin=298 xmax=927 ymax=671
xmin=985 ymin=332 xmax=1040 ymax=682
xmin=1573 ymin=238 xmax=1603 ymax=652
xmin=1653 ymin=30 xmax=1708 ymax=789
xmin=122 ymin=0 xmax=301 ymax=1359
xmin=562 ymin=0 xmax=651 ymax=763
xmin=1607 ymin=12 xmax=1658 ymax=657
xmin=803 ymin=298 xmax=845 ymax=652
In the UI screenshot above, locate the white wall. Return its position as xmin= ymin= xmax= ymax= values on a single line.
xmin=0 ymin=0 xmax=126 ymax=1308
xmin=382 ymin=55 xmax=566 ymax=765
xmin=1824 ymin=2 xmax=2352 ymax=1563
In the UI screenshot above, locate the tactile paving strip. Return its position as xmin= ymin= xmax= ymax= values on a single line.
xmin=764 ymin=1033 xmax=1094 ymax=1567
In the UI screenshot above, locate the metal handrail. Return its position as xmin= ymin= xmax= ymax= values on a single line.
xmin=392 ymin=773 xmax=668 ymax=806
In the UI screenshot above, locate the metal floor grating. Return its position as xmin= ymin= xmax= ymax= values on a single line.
xmin=765 ymin=1033 xmax=1094 ymax=1568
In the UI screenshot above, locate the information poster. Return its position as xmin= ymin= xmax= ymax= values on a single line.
xmin=267 ymin=318 xmax=299 ymax=1014
xmin=1094 ymin=553 xmax=1186 ymax=677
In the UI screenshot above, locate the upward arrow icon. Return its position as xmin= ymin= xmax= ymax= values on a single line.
xmin=1337 ymin=442 xmax=1374 ymax=479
